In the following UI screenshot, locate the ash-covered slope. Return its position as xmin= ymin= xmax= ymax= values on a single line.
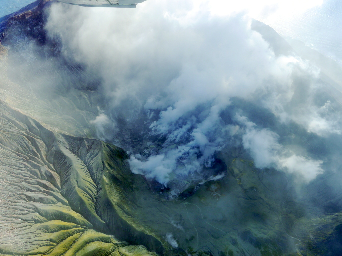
xmin=0 ymin=99 xmax=161 ymax=255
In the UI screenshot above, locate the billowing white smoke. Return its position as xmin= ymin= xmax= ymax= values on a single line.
xmin=238 ymin=115 xmax=323 ymax=182
xmin=45 ymin=0 xmax=340 ymax=186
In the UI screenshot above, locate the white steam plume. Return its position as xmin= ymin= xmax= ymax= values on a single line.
xmin=45 ymin=0 xmax=340 ymax=186
xmin=238 ymin=115 xmax=323 ymax=182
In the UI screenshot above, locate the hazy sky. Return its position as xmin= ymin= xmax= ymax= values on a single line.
xmin=0 ymin=0 xmax=34 ymax=18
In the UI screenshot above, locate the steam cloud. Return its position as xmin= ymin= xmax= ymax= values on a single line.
xmin=43 ymin=0 xmax=342 ymax=188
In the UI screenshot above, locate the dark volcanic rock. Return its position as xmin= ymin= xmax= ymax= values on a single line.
xmin=1 ymin=0 xmax=53 ymax=48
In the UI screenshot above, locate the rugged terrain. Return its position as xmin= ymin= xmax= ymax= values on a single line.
xmin=1 ymin=1 xmax=342 ymax=255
